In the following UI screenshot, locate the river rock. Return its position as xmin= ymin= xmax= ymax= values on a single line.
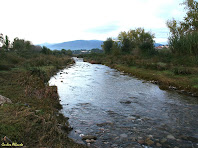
xmin=161 ymin=138 xmax=167 ymax=143
xmin=137 ymin=137 xmax=144 ymax=144
xmin=90 ymin=139 xmax=95 ymax=143
xmin=79 ymin=134 xmax=84 ymax=137
xmin=75 ymin=130 xmax=82 ymax=133
xmin=145 ymin=138 xmax=154 ymax=145
xmin=120 ymin=133 xmax=128 ymax=138
xmin=147 ymin=135 xmax=153 ymax=139
xmin=156 ymin=143 xmax=162 ymax=147
xmin=127 ymin=116 xmax=136 ymax=120
xmin=0 ymin=95 xmax=12 ymax=105
xmin=97 ymin=122 xmax=113 ymax=127
xmin=82 ymin=135 xmax=97 ymax=140
xmin=120 ymin=100 xmax=131 ymax=104
xmin=111 ymin=144 xmax=118 ymax=147
xmin=138 ymin=139 xmax=144 ymax=144
xmin=167 ymin=135 xmax=175 ymax=140
xmin=85 ymin=139 xmax=91 ymax=143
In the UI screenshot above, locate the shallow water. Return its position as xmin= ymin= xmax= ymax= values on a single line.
xmin=49 ymin=58 xmax=198 ymax=148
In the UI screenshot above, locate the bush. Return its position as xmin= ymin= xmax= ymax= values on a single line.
xmin=169 ymin=32 xmax=198 ymax=56
xmin=172 ymin=67 xmax=192 ymax=75
xmin=28 ymin=67 xmax=48 ymax=83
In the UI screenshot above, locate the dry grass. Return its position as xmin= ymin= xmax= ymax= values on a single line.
xmin=0 ymin=55 xmax=86 ymax=148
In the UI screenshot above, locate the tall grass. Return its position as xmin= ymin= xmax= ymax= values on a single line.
xmin=169 ymin=31 xmax=198 ymax=56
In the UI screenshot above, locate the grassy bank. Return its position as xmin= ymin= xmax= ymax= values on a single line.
xmin=80 ymin=53 xmax=198 ymax=97
xmin=0 ymin=52 xmax=86 ymax=147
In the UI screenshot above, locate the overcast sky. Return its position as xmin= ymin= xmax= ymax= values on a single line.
xmin=1 ymin=0 xmax=186 ymax=44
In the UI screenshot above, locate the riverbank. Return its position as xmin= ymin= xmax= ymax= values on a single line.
xmin=81 ymin=54 xmax=198 ymax=97
xmin=50 ymin=58 xmax=198 ymax=148
xmin=0 ymin=54 xmax=86 ymax=147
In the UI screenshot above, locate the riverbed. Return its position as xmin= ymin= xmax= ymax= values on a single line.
xmin=49 ymin=58 xmax=198 ymax=148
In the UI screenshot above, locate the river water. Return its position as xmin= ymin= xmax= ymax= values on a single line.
xmin=49 ymin=58 xmax=198 ymax=148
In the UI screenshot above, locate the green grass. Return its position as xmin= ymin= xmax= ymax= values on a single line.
xmin=0 ymin=53 xmax=85 ymax=148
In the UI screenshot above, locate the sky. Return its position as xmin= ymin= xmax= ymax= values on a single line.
xmin=0 ymin=0 xmax=186 ymax=45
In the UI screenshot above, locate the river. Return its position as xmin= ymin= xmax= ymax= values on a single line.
xmin=49 ymin=57 xmax=198 ymax=148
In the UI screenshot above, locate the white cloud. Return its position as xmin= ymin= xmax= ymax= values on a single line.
xmin=0 ymin=0 xmax=185 ymax=44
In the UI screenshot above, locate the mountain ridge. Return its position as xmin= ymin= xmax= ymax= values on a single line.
xmin=39 ymin=40 xmax=165 ymax=50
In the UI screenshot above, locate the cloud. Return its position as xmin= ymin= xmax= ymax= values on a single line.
xmin=0 ymin=0 xmax=185 ymax=44
xmin=86 ymin=24 xmax=120 ymax=34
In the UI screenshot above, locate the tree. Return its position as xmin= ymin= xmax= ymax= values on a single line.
xmin=102 ymin=38 xmax=114 ymax=54
xmin=61 ymin=49 xmax=67 ymax=55
xmin=111 ymin=42 xmax=121 ymax=56
xmin=91 ymin=48 xmax=103 ymax=53
xmin=139 ymin=32 xmax=155 ymax=54
xmin=12 ymin=38 xmax=32 ymax=52
xmin=3 ymin=35 xmax=10 ymax=50
xmin=167 ymin=0 xmax=198 ymax=55
xmin=182 ymin=0 xmax=198 ymax=32
xmin=121 ymin=38 xmax=131 ymax=53
xmin=0 ymin=33 xmax=4 ymax=46
xmin=118 ymin=28 xmax=155 ymax=54
xmin=66 ymin=49 xmax=72 ymax=56
xmin=41 ymin=46 xmax=52 ymax=54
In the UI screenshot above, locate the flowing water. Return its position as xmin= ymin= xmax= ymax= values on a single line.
xmin=49 ymin=58 xmax=198 ymax=148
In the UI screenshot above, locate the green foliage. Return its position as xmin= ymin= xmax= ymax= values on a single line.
xmin=0 ymin=51 xmax=25 ymax=71
xmin=183 ymin=0 xmax=198 ymax=32
xmin=28 ymin=67 xmax=48 ymax=83
xmin=65 ymin=49 xmax=72 ymax=56
xmin=0 ymin=33 xmax=3 ymax=45
xmin=111 ymin=42 xmax=121 ymax=56
xmin=102 ymin=38 xmax=114 ymax=54
xmin=12 ymin=38 xmax=32 ymax=52
xmin=169 ymin=31 xmax=198 ymax=55
xmin=172 ymin=67 xmax=192 ymax=75
xmin=91 ymin=48 xmax=104 ymax=53
xmin=41 ymin=46 xmax=52 ymax=55
xmin=121 ymin=38 xmax=131 ymax=53
xmin=167 ymin=0 xmax=198 ymax=56
xmin=118 ymin=28 xmax=155 ymax=55
xmin=2 ymin=35 xmax=10 ymax=50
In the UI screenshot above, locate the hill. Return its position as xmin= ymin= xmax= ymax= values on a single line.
xmin=43 ymin=40 xmax=104 ymax=50
xmin=39 ymin=40 xmax=165 ymax=50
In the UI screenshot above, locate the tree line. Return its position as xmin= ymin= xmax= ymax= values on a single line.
xmin=0 ymin=35 xmax=72 ymax=57
xmin=102 ymin=0 xmax=198 ymax=57
xmin=102 ymin=28 xmax=155 ymax=56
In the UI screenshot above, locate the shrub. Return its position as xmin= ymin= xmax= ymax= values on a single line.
xmin=172 ymin=67 xmax=192 ymax=75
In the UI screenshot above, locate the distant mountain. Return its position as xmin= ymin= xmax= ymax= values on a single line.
xmin=39 ymin=40 xmax=165 ymax=50
xmin=44 ymin=40 xmax=104 ymax=50
xmin=38 ymin=43 xmax=54 ymax=47
xmin=154 ymin=43 xmax=164 ymax=47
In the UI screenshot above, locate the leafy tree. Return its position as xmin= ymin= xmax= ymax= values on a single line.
xmin=66 ymin=49 xmax=72 ymax=56
xmin=139 ymin=32 xmax=155 ymax=54
xmin=111 ymin=42 xmax=121 ymax=56
xmin=61 ymin=49 xmax=67 ymax=55
xmin=118 ymin=28 xmax=155 ymax=54
xmin=41 ymin=46 xmax=52 ymax=54
xmin=12 ymin=38 xmax=32 ymax=52
xmin=91 ymin=48 xmax=103 ymax=53
xmin=182 ymin=0 xmax=198 ymax=32
xmin=167 ymin=0 xmax=198 ymax=55
xmin=0 ymin=33 xmax=4 ymax=46
xmin=121 ymin=38 xmax=131 ymax=53
xmin=3 ymin=35 xmax=10 ymax=50
xmin=102 ymin=38 xmax=114 ymax=54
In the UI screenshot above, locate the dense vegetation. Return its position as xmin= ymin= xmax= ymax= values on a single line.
xmin=0 ymin=0 xmax=197 ymax=147
xmin=0 ymin=37 xmax=85 ymax=147
xmin=167 ymin=0 xmax=198 ymax=55
xmin=79 ymin=0 xmax=198 ymax=96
